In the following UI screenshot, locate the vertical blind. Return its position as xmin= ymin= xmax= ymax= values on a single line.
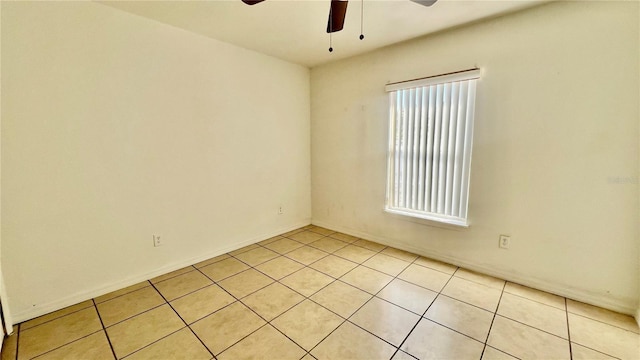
xmin=385 ymin=69 xmax=480 ymax=226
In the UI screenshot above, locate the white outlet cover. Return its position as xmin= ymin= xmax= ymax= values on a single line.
xmin=499 ymin=235 xmax=510 ymax=249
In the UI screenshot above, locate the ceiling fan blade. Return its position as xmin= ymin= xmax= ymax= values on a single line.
xmin=410 ymin=0 xmax=437 ymax=7
xmin=241 ymin=0 xmax=265 ymax=5
xmin=327 ymin=0 xmax=348 ymax=33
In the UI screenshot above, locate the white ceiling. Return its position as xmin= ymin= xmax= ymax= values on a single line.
xmin=100 ymin=0 xmax=547 ymax=67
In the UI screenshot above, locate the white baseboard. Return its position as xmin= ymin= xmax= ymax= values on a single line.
xmin=12 ymin=221 xmax=310 ymax=324
xmin=313 ymin=220 xmax=637 ymax=316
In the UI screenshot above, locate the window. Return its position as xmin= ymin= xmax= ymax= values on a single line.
xmin=385 ymin=69 xmax=480 ymax=227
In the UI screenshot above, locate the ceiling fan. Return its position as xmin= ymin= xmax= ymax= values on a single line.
xmin=241 ymin=0 xmax=438 ymax=34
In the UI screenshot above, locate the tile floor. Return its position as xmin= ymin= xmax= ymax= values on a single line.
xmin=2 ymin=225 xmax=639 ymax=360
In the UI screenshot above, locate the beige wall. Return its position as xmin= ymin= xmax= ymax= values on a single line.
xmin=311 ymin=1 xmax=639 ymax=313
xmin=1 ymin=2 xmax=311 ymax=321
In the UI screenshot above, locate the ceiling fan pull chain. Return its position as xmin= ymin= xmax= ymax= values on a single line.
xmin=329 ymin=32 xmax=333 ymax=52
xmin=360 ymin=0 xmax=364 ymax=40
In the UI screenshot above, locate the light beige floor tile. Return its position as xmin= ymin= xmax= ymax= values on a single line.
xmin=309 ymin=255 xmax=358 ymax=278
xmin=380 ymin=247 xmax=419 ymax=262
xmin=334 ymin=245 xmax=377 ymax=264
xmin=391 ymin=350 xmax=417 ymax=360
xmin=571 ymin=343 xmax=617 ymax=360
xmin=194 ymin=254 xmax=230 ymax=268
xmin=35 ymin=331 xmax=114 ymax=360
xmin=125 ymin=328 xmax=211 ymax=360
xmin=300 ymin=354 xmax=316 ymax=360
xmin=350 ymin=297 xmax=420 ymax=346
xmin=504 ymin=282 xmax=565 ymax=310
xmin=288 ymin=231 xmax=324 ymax=244
xmin=21 ymin=300 xmax=94 ymax=330
xmin=191 ymin=302 xmax=266 ymax=355
xmin=285 ymin=246 xmax=329 ymax=265
xmin=481 ymin=346 xmax=518 ymax=360
xmin=402 ymin=319 xmax=484 ymax=360
xmin=498 ymin=292 xmax=568 ymax=338
xmin=154 ymin=270 xmax=213 ymax=301
xmin=106 ymin=304 xmax=185 ymax=359
xmin=441 ymin=277 xmax=502 ymax=312
xmin=95 ymin=282 xmax=150 ymax=304
xmin=255 ymin=256 xmax=304 ymax=280
xmin=425 ymin=295 xmax=494 ymax=342
xmin=243 ymin=282 xmax=305 ymax=321
xmin=341 ymin=266 xmax=393 ymax=294
xmin=310 ymin=281 xmax=372 ymax=318
xmin=170 ymin=284 xmax=235 ymax=324
xmin=150 ymin=267 xmax=195 ymax=284
xmin=281 ymin=268 xmax=334 ymax=297
xmin=311 ymin=321 xmax=396 ymax=360
xmin=363 ymin=253 xmax=410 ymax=276
xmin=97 ymin=286 xmax=166 ymax=327
xmin=234 ymin=247 xmax=280 ymax=266
xmin=397 ymin=264 xmax=451 ymax=292
xmin=454 ymin=268 xmax=505 ymax=290
xmin=329 ymin=232 xmax=360 ymax=243
xmin=217 ymin=269 xmax=273 ymax=298
xmin=264 ymin=238 xmax=304 ymax=254
xmin=414 ymin=257 xmax=458 ymax=275
xmin=228 ymin=244 xmax=260 ymax=256
xmin=272 ymin=300 xmax=344 ymax=350
xmin=218 ymin=325 xmax=305 ymax=360
xmin=281 ymin=228 xmax=305 ymax=237
xmin=308 ymin=237 xmax=348 ymax=253
xmin=567 ymin=299 xmax=639 ymax=333
xmin=1 ymin=327 xmax=18 ymax=360
xmin=377 ymin=279 xmax=437 ymax=315
xmin=487 ymin=316 xmax=570 ymax=360
xmin=352 ymin=239 xmax=386 ymax=252
xmin=307 ymin=226 xmax=336 ymax=236
xmin=568 ymin=313 xmax=639 ymax=360
xmin=258 ymin=235 xmax=284 ymax=246
xmin=18 ymin=307 xmax=103 ymax=360
xmin=199 ymin=258 xmax=250 ymax=282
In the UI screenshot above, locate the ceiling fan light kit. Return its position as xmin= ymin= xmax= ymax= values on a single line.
xmin=241 ymin=0 xmax=437 ymax=52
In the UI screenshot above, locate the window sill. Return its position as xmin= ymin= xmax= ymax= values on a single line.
xmin=384 ymin=207 xmax=470 ymax=228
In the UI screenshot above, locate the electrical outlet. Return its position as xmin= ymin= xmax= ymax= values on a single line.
xmin=153 ymin=235 xmax=163 ymax=247
xmin=278 ymin=205 xmax=284 ymax=215
xmin=499 ymin=235 xmax=510 ymax=249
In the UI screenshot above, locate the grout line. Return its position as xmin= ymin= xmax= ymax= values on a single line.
xmin=502 ymin=290 xmax=566 ymax=312
xmin=119 ymin=327 xmax=186 ymax=360
xmin=566 ymin=298 xmax=573 ymax=360
xmin=149 ymin=266 xmax=197 ymax=286
xmin=160 ymin=282 xmax=215 ymax=304
xmin=494 ymin=314 xmax=573 ymax=341
xmin=14 ymin=323 xmax=20 ymax=360
xmin=18 ymin=302 xmax=95 ymax=333
xmin=479 ymin=281 xmax=506 ymax=360
xmin=261 ymin=235 xmax=393 ymax=356
xmin=192 ymin=261 xmax=308 ymax=357
xmin=567 ymin=342 xmax=622 ymax=360
xmin=148 ymin=282 xmax=216 ymax=360
xmin=483 ymin=345 xmax=523 ymax=360
xmin=28 ymin=329 xmax=105 ymax=360
xmin=388 ymin=277 xmax=455 ymax=358
xmin=338 ymin=250 xmax=434 ymax=359
xmin=94 ymin=281 xmax=154 ymax=305
xmin=567 ymin=312 xmax=639 ymax=334
xmin=92 ymin=299 xmax=118 ymax=360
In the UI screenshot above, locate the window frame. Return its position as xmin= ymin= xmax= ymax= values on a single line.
xmin=384 ymin=69 xmax=480 ymax=228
